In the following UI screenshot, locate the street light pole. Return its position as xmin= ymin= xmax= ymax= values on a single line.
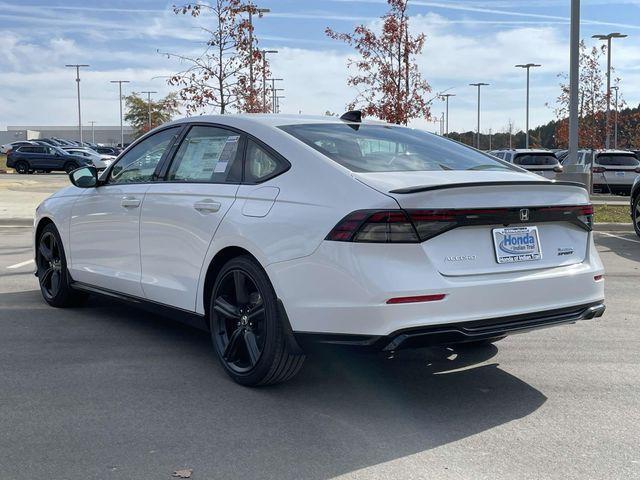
xmin=89 ymin=121 xmax=96 ymax=144
xmin=268 ymin=78 xmax=283 ymax=111
xmin=515 ymin=63 xmax=541 ymax=149
xmin=275 ymin=95 xmax=285 ymax=114
xmin=110 ymin=80 xmax=130 ymax=147
xmin=440 ymin=93 xmax=455 ymax=136
xmin=469 ymin=83 xmax=489 ymax=149
xmin=261 ymin=50 xmax=278 ymax=112
xmin=592 ymin=32 xmax=627 ymax=149
xmin=140 ymin=91 xmax=158 ymax=131
xmin=611 ymin=85 xmax=619 ymax=149
xmin=65 ymin=64 xmax=90 ymax=142
xmin=568 ymin=0 xmax=580 ymax=166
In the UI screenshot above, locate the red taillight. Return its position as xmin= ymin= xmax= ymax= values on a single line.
xmin=635 ymin=167 xmax=640 ymax=174
xmin=594 ymin=274 xmax=604 ymax=282
xmin=386 ymin=294 xmax=446 ymax=304
xmin=326 ymin=210 xmax=419 ymax=243
xmin=326 ymin=204 xmax=594 ymax=243
xmin=592 ymin=167 xmax=606 ymax=174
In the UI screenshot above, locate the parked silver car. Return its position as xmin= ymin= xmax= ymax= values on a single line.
xmin=491 ymin=149 xmax=563 ymax=179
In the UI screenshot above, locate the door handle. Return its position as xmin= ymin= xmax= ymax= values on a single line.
xmin=121 ymin=196 xmax=141 ymax=208
xmin=193 ymin=199 xmax=221 ymax=213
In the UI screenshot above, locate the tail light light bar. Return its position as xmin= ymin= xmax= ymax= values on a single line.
xmin=592 ymin=167 xmax=606 ymax=174
xmin=326 ymin=205 xmax=594 ymax=243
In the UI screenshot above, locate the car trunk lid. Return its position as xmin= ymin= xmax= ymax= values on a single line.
xmin=354 ymin=171 xmax=592 ymax=276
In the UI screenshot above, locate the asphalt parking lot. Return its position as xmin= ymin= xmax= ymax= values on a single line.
xmin=0 ymin=220 xmax=639 ymax=480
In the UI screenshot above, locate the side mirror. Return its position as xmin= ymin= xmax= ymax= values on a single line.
xmin=69 ymin=166 xmax=98 ymax=188
xmin=553 ymin=165 xmax=564 ymax=173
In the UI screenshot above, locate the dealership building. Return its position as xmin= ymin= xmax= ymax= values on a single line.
xmin=0 ymin=125 xmax=135 ymax=145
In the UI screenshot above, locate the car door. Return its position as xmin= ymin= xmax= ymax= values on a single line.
xmin=68 ymin=127 xmax=181 ymax=297
xmin=25 ymin=146 xmax=48 ymax=169
xmin=139 ymin=125 xmax=243 ymax=310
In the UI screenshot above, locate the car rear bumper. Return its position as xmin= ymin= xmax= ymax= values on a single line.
xmin=295 ymin=301 xmax=605 ymax=351
xmin=267 ymin=234 xmax=605 ymax=337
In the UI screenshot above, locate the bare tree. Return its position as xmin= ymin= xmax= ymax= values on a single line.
xmin=162 ymin=1 xmax=271 ymax=115
xmin=326 ymin=0 xmax=431 ymax=125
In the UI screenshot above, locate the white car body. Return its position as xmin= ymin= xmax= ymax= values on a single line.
xmin=34 ymin=115 xmax=605 ymax=382
xmin=492 ymin=149 xmax=562 ymax=180
xmin=587 ymin=150 xmax=640 ymax=194
xmin=63 ymin=148 xmax=116 ymax=170
xmin=1 ymin=140 xmax=36 ymax=154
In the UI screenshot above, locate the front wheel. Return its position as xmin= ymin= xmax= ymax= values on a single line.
xmin=14 ymin=160 xmax=29 ymax=174
xmin=37 ymin=223 xmax=87 ymax=307
xmin=209 ymin=256 xmax=305 ymax=386
xmin=633 ymin=195 xmax=640 ymax=238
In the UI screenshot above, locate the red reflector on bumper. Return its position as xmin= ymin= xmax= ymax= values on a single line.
xmin=386 ymin=294 xmax=446 ymax=304
xmin=594 ymin=275 xmax=604 ymax=281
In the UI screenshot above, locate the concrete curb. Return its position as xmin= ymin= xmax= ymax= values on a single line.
xmin=593 ymin=223 xmax=634 ymax=232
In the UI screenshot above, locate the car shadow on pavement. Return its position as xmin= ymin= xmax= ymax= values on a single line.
xmin=0 ymin=290 xmax=547 ymax=480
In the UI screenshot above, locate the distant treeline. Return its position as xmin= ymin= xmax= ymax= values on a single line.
xmin=447 ymin=103 xmax=640 ymax=150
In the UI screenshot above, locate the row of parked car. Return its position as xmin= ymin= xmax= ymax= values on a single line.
xmin=1 ymin=138 xmax=124 ymax=174
xmin=489 ymin=148 xmax=640 ymax=195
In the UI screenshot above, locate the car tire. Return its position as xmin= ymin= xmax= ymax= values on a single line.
xmin=14 ymin=160 xmax=29 ymax=174
xmin=633 ymin=195 xmax=640 ymax=238
xmin=64 ymin=162 xmax=78 ymax=174
xmin=36 ymin=223 xmax=88 ymax=308
xmin=209 ymin=255 xmax=305 ymax=386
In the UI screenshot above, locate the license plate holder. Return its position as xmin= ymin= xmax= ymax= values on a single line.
xmin=492 ymin=226 xmax=542 ymax=264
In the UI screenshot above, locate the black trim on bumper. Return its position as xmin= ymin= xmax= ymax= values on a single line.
xmin=295 ymin=302 xmax=606 ymax=352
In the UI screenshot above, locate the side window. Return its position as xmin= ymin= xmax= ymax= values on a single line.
xmin=19 ymin=147 xmax=34 ymax=153
xmin=109 ymin=127 xmax=179 ymax=184
xmin=245 ymin=139 xmax=288 ymax=183
xmin=34 ymin=146 xmax=47 ymax=154
xmin=167 ymin=126 xmax=241 ymax=183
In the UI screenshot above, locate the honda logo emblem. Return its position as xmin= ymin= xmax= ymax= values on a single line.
xmin=520 ymin=209 xmax=530 ymax=222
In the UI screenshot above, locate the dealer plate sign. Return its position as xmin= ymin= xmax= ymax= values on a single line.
xmin=492 ymin=226 xmax=542 ymax=264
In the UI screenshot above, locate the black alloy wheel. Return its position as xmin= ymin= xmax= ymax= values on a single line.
xmin=633 ymin=195 xmax=640 ymax=238
xmin=36 ymin=223 xmax=86 ymax=307
xmin=64 ymin=162 xmax=78 ymax=174
xmin=15 ymin=161 xmax=29 ymax=174
xmin=213 ymin=269 xmax=267 ymax=373
xmin=210 ymin=256 xmax=305 ymax=386
xmin=37 ymin=230 xmax=64 ymax=301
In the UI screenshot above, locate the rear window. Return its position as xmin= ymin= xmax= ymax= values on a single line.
xmin=513 ymin=153 xmax=559 ymax=166
xmin=595 ymin=154 xmax=639 ymax=166
xmin=279 ymin=123 xmax=515 ymax=173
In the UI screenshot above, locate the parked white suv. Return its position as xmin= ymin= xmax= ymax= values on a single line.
xmin=587 ymin=150 xmax=640 ymax=195
xmin=492 ymin=149 xmax=563 ymax=179
xmin=33 ymin=114 xmax=605 ymax=386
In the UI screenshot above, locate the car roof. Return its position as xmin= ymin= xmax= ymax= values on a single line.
xmin=165 ymin=114 xmax=386 ymax=130
xmin=495 ymin=149 xmax=552 ymax=154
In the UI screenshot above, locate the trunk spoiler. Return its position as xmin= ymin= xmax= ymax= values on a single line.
xmin=389 ymin=180 xmax=587 ymax=194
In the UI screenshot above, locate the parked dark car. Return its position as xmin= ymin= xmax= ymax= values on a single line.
xmin=6 ymin=145 xmax=91 ymax=174
xmin=37 ymin=138 xmax=64 ymax=147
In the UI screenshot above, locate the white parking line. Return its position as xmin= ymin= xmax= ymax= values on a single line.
xmin=595 ymin=231 xmax=640 ymax=244
xmin=6 ymin=259 xmax=34 ymax=269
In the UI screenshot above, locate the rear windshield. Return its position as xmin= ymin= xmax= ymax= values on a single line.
xmin=513 ymin=153 xmax=559 ymax=166
xmin=279 ymin=123 xmax=515 ymax=172
xmin=595 ymin=154 xmax=639 ymax=166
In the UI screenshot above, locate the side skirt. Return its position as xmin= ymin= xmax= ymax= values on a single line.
xmin=70 ymin=281 xmax=209 ymax=331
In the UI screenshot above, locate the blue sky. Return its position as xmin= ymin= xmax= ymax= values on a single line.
xmin=1 ymin=0 xmax=639 ymax=134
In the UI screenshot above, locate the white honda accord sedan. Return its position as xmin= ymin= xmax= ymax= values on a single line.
xmin=34 ymin=113 xmax=605 ymax=386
